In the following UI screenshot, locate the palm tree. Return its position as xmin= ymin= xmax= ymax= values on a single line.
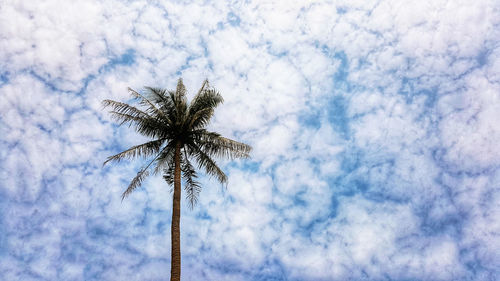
xmin=102 ymin=78 xmax=251 ymax=281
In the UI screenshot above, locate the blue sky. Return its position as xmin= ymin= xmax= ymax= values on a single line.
xmin=1 ymin=0 xmax=500 ymax=280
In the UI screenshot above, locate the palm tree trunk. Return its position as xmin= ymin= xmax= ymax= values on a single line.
xmin=171 ymin=141 xmax=182 ymax=281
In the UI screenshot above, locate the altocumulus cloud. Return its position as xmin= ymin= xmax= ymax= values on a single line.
xmin=0 ymin=0 xmax=499 ymax=280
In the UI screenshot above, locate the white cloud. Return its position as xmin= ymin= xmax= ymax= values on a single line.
xmin=439 ymin=70 xmax=500 ymax=172
xmin=1 ymin=0 xmax=499 ymax=280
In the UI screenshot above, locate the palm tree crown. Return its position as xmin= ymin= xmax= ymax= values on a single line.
xmin=102 ymin=79 xmax=251 ymax=281
xmin=103 ymin=78 xmax=251 ymax=207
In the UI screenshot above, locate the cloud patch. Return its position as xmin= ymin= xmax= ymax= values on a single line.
xmin=1 ymin=0 xmax=499 ymax=280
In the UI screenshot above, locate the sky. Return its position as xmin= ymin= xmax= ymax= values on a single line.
xmin=0 ymin=0 xmax=500 ymax=280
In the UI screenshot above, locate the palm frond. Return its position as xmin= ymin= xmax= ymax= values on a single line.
xmin=122 ymin=169 xmax=149 ymax=201
xmin=162 ymin=149 xmax=178 ymax=186
xmin=188 ymin=107 xmax=214 ymax=130
xmin=194 ymin=130 xmax=251 ymax=159
xmin=176 ymin=78 xmax=187 ymax=99
xmin=163 ymin=164 xmax=175 ymax=186
xmin=187 ymin=143 xmax=227 ymax=184
xmin=187 ymin=88 xmax=224 ymax=129
xmin=104 ymin=138 xmax=166 ymax=166
xmin=143 ymin=87 xmax=175 ymax=123
xmin=107 ymin=111 xmax=166 ymax=138
xmin=153 ymin=142 xmax=176 ymax=175
xmin=103 ymin=98 xmax=171 ymax=137
xmin=182 ymin=153 xmax=201 ymax=209
xmin=128 ymin=87 xmax=170 ymax=122
xmin=102 ymin=99 xmax=153 ymax=120
xmin=173 ymin=79 xmax=188 ymax=123
xmin=195 ymin=79 xmax=209 ymax=97
xmin=121 ymin=152 xmax=163 ymax=200
xmin=144 ymin=87 xmax=171 ymax=105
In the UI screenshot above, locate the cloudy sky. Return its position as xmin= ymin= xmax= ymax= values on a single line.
xmin=1 ymin=0 xmax=500 ymax=280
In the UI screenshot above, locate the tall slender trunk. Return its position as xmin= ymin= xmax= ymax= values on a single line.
xmin=171 ymin=141 xmax=182 ymax=281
